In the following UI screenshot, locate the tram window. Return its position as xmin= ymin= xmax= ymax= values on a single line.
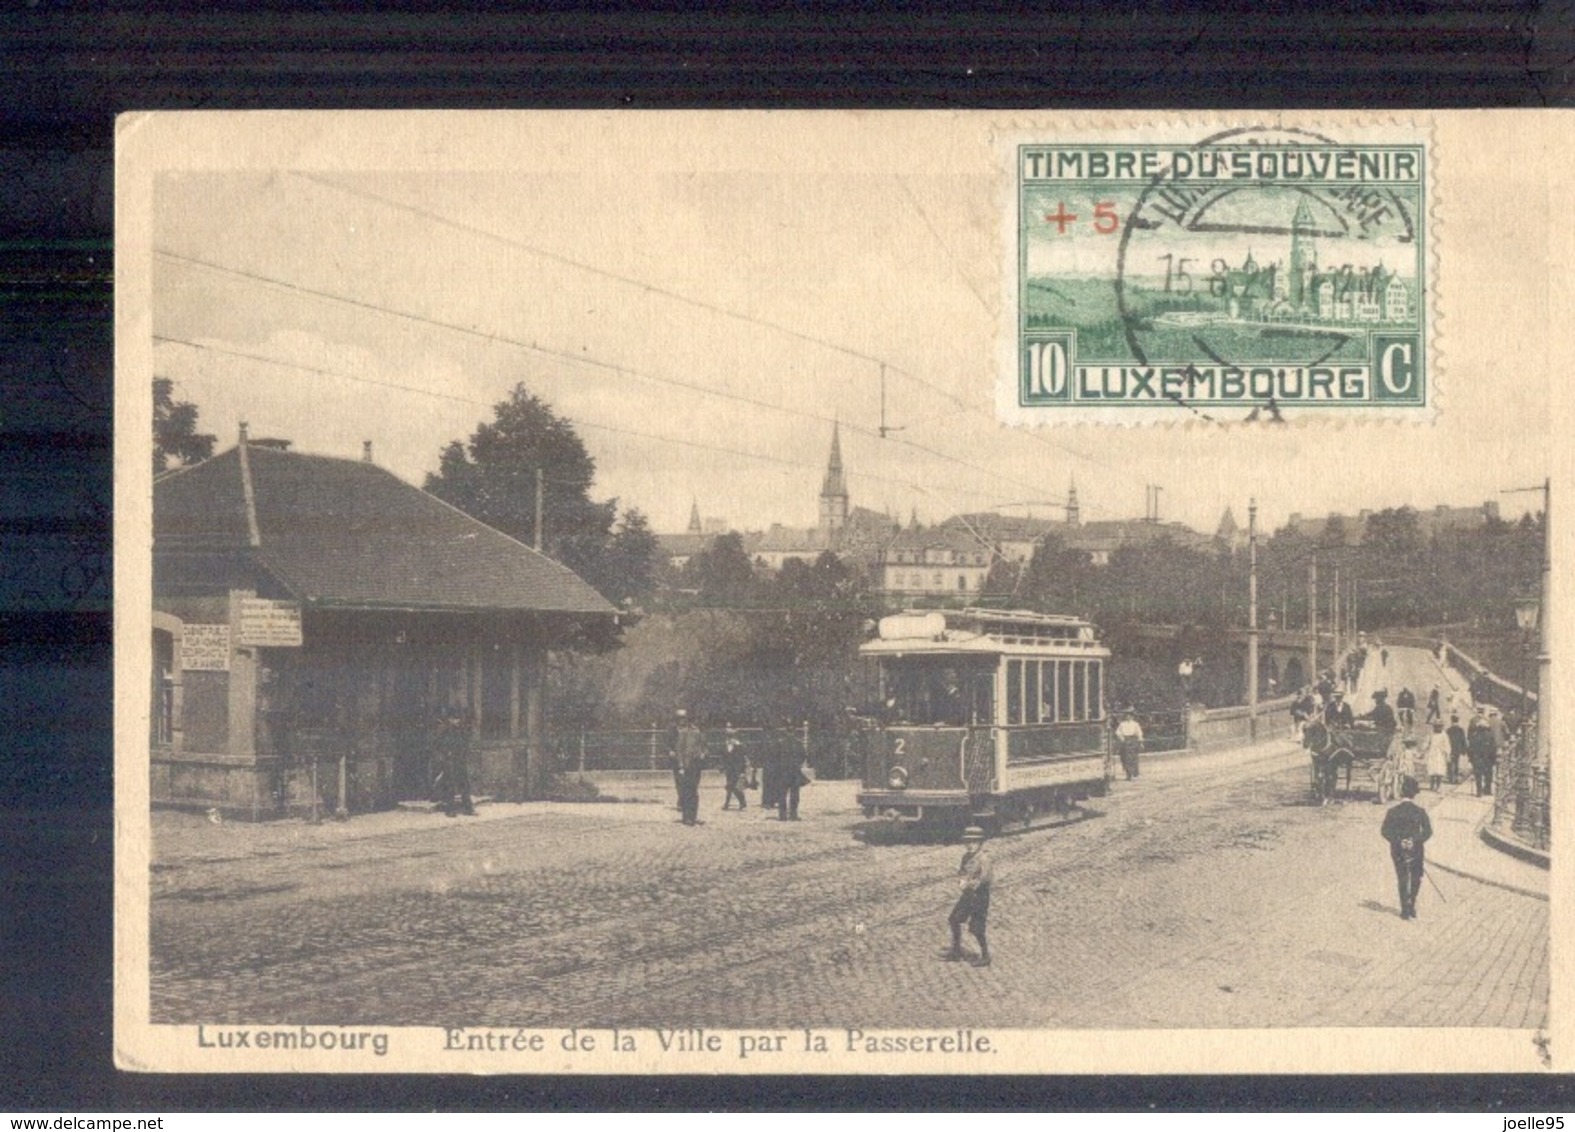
xmin=971 ymin=672 xmax=995 ymax=726
xmin=1006 ymin=660 xmax=1023 ymax=724
xmin=1072 ymin=661 xmax=1087 ymax=721
xmin=1041 ymin=660 xmax=1058 ymax=722
xmin=1058 ymin=660 xmax=1072 ymax=722
xmin=1025 ymin=661 xmax=1041 ymax=724
xmin=1089 ymin=662 xmax=1103 ymax=720
xmin=884 ymin=663 xmax=978 ymax=725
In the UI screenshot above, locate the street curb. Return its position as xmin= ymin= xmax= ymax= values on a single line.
xmin=1428 ymin=855 xmax=1549 ymax=902
xmin=1480 ymin=822 xmax=1552 ymax=871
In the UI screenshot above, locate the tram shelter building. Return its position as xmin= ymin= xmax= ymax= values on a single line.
xmin=151 ymin=434 xmax=618 ymax=818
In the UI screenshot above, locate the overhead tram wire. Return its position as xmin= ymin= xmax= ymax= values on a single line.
xmin=152 ymin=333 xmax=1042 ymax=509
xmin=287 ymin=171 xmax=1141 ymax=489
xmin=153 ymin=249 xmax=1060 ymax=502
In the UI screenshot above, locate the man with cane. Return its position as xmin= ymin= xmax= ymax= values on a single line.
xmin=1380 ymin=776 xmax=1433 ymax=920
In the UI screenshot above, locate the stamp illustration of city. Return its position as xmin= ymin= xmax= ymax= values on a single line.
xmin=1016 ymin=141 xmax=1427 ymax=412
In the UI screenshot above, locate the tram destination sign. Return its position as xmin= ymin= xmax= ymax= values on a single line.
xmin=236 ymin=598 xmax=303 ymax=647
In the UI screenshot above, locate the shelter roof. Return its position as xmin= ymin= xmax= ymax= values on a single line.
xmin=155 ymin=444 xmax=616 ymax=616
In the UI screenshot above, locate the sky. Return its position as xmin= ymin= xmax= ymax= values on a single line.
xmin=144 ymin=116 xmax=1550 ymax=538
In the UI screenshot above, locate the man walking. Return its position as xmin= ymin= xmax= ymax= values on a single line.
xmin=773 ymin=727 xmax=806 ymax=821
xmin=1446 ymin=713 xmax=1468 ymax=785
xmin=720 ymin=723 xmax=748 ymax=811
xmin=944 ymin=825 xmax=994 ymax=967
xmin=1467 ymin=711 xmax=1498 ymax=797
xmin=674 ymin=712 xmax=707 ymax=825
xmin=435 ymin=707 xmax=475 ymax=817
xmin=1396 ymin=687 xmax=1416 ymax=733
xmin=1380 ymin=776 xmax=1432 ymax=920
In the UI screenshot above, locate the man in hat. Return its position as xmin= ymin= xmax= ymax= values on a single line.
xmin=1324 ymin=689 xmax=1354 ymax=728
xmin=673 ymin=711 xmax=708 ymax=825
xmin=667 ymin=709 xmax=687 ymax=803
xmin=719 ymin=722 xmax=748 ymax=811
xmin=1467 ymin=710 xmax=1498 ymax=796
xmin=944 ymin=825 xmax=994 ymax=967
xmin=1445 ymin=713 xmax=1468 ymax=785
xmin=1361 ymin=689 xmax=1398 ymax=734
xmin=1114 ymin=708 xmax=1144 ymax=780
xmin=1380 ymin=776 xmax=1432 ymax=920
xmin=434 ymin=706 xmax=475 ymax=817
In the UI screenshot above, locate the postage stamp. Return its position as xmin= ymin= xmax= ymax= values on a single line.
xmin=1001 ymin=125 xmax=1432 ymax=424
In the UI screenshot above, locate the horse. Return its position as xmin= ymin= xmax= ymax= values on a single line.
xmin=1301 ymin=719 xmax=1349 ymax=804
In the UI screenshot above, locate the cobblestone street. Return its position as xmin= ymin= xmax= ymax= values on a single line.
xmin=149 ymin=724 xmax=1548 ymax=1032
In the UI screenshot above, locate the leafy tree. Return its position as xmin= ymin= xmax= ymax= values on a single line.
xmin=600 ymin=508 xmax=659 ymax=607
xmin=426 ymin=383 xmax=654 ymax=605
xmin=1363 ymin=506 xmax=1422 ymax=559
xmin=680 ymin=531 xmax=760 ymax=607
xmin=1319 ymin=514 xmax=1350 ymax=549
xmin=1013 ymin=533 xmax=1095 ymax=617
xmin=154 ymin=377 xmax=215 ymax=474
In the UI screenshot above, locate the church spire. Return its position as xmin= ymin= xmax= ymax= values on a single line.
xmin=818 ymin=421 xmax=849 ymax=535
xmin=687 ymin=498 xmax=702 ymax=534
xmin=1066 ymin=475 xmax=1081 ymax=527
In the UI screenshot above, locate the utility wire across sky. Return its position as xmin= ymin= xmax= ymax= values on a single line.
xmin=287 ymin=171 xmax=1138 ymax=487
xmin=154 ymin=331 xmax=1110 ymax=517
xmin=153 ymin=248 xmax=1126 ymax=517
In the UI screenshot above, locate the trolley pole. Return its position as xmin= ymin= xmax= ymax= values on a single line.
xmin=1332 ymin=564 xmax=1341 ymax=661
xmin=1248 ymin=499 xmax=1259 ymax=741
xmin=1308 ymin=554 xmax=1319 ymax=684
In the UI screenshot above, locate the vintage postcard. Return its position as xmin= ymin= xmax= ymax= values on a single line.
xmin=115 ymin=111 xmax=1569 ymax=1074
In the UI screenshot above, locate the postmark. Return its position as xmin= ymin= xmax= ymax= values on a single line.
xmin=1004 ymin=126 xmax=1432 ymax=423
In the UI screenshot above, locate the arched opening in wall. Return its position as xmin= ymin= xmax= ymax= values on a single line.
xmin=1283 ymin=656 xmax=1306 ymax=691
xmin=152 ymin=628 xmax=175 ymax=748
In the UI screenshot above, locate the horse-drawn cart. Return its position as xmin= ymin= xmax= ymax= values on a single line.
xmin=1302 ymin=721 xmax=1412 ymax=803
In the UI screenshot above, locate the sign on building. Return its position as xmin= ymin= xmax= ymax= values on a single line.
xmin=182 ymin=623 xmax=231 ymax=671
xmin=237 ymin=598 xmax=303 ymax=647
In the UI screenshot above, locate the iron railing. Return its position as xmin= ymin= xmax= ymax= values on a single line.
xmin=1490 ymin=720 xmax=1551 ymax=855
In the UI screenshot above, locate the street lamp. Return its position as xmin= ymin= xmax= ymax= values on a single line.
xmin=1247 ymin=499 xmax=1259 ymax=740
xmin=1500 ymin=479 xmax=1551 ymax=852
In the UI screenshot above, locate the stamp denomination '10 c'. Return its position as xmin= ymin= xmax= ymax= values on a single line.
xmin=1005 ymin=127 xmax=1430 ymax=423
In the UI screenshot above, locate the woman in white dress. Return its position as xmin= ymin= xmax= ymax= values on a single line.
xmin=1423 ymin=719 xmax=1450 ymax=791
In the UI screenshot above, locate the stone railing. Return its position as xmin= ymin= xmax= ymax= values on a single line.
xmin=1186 ymin=695 xmax=1298 ymax=749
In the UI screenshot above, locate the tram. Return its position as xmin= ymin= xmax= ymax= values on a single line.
xmin=857 ymin=607 xmax=1112 ymax=833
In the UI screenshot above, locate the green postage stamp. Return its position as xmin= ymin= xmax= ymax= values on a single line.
xmin=1003 ymin=125 xmax=1432 ymax=423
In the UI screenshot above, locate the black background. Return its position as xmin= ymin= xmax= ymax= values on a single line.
xmin=4 ymin=0 xmax=1574 ymax=1111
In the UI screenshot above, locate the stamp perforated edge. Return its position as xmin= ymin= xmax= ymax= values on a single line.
xmin=988 ymin=113 xmax=1441 ymax=431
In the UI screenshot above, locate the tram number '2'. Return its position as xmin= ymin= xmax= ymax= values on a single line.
xmin=893 ymin=738 xmax=906 ymax=756
xmin=1026 ymin=340 xmax=1068 ymax=396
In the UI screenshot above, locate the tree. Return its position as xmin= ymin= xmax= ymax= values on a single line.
xmin=154 ymin=377 xmax=215 ymax=474
xmin=1014 ymin=534 xmax=1095 ymax=617
xmin=425 ymin=383 xmax=633 ymax=599
xmin=1319 ymin=514 xmax=1350 ymax=549
xmin=1363 ymin=506 xmax=1422 ymax=559
xmin=681 ymin=532 xmax=760 ymax=607
xmin=599 ymin=508 xmax=659 ymax=608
